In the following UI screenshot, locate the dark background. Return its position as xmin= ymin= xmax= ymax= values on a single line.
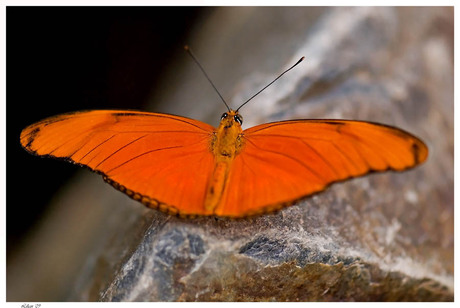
xmin=7 ymin=7 xmax=207 ymax=255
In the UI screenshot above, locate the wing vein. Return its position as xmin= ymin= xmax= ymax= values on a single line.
xmin=106 ymin=135 xmax=210 ymax=174
xmin=46 ymin=131 xmax=99 ymax=156
xmin=69 ymin=134 xmax=115 ymax=160
xmin=95 ymin=134 xmax=149 ymax=169
xmin=346 ymin=133 xmax=402 ymax=168
xmin=329 ymin=142 xmax=362 ymax=174
xmin=78 ymin=134 xmax=116 ymax=162
xmin=137 ymin=113 xmax=212 ymax=132
xmin=239 ymin=154 xmax=261 ymax=209
xmin=106 ymin=145 xmax=184 ymax=174
xmin=106 ymin=129 xmax=210 ymax=136
xmin=97 ymin=112 xmax=213 ymax=133
xmin=244 ymin=139 xmax=327 ymax=183
xmin=299 ymin=139 xmax=342 ymax=178
xmin=335 ymin=138 xmax=372 ymax=171
xmin=247 ymin=133 xmax=338 ymax=143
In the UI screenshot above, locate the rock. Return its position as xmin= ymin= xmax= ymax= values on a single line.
xmin=9 ymin=7 xmax=453 ymax=302
xmin=81 ymin=8 xmax=454 ymax=301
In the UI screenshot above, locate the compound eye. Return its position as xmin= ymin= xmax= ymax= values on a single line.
xmin=221 ymin=113 xmax=228 ymax=120
xmin=234 ymin=114 xmax=243 ymax=125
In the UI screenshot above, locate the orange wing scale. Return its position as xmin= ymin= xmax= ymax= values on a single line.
xmin=215 ymin=120 xmax=427 ymax=217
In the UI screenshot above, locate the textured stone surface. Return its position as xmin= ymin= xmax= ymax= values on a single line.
xmin=8 ymin=7 xmax=453 ymax=301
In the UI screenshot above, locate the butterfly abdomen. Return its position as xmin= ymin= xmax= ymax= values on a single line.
xmin=204 ymin=161 xmax=229 ymax=212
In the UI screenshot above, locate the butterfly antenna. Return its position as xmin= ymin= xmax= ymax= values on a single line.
xmin=236 ymin=56 xmax=305 ymax=112
xmin=184 ymin=45 xmax=231 ymax=112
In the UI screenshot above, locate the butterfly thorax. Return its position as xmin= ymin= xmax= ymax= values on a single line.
xmin=211 ymin=110 xmax=244 ymax=159
xmin=205 ymin=110 xmax=245 ymax=212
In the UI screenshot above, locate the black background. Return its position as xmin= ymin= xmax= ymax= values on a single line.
xmin=7 ymin=7 xmax=207 ymax=255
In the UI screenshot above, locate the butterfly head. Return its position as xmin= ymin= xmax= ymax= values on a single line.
xmin=220 ymin=110 xmax=243 ymax=128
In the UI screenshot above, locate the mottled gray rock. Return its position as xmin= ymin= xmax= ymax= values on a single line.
xmin=8 ymin=7 xmax=453 ymax=302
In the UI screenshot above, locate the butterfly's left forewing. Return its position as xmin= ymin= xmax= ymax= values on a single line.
xmin=20 ymin=110 xmax=216 ymax=216
xmin=215 ymin=119 xmax=428 ymax=217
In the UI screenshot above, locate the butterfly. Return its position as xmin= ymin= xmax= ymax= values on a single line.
xmin=20 ymin=49 xmax=428 ymax=218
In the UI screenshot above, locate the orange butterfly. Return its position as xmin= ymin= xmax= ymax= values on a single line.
xmin=20 ymin=51 xmax=428 ymax=218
